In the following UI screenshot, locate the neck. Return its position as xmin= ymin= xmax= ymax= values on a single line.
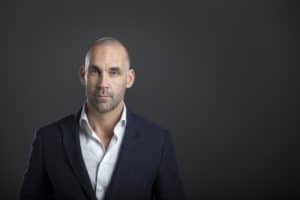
xmin=85 ymin=101 xmax=124 ymax=136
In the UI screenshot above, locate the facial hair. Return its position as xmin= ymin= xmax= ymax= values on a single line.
xmin=87 ymin=87 xmax=125 ymax=114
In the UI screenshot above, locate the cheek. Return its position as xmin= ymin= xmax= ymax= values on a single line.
xmin=112 ymin=80 xmax=127 ymax=93
xmin=85 ymin=83 xmax=96 ymax=96
xmin=86 ymin=77 xmax=97 ymax=88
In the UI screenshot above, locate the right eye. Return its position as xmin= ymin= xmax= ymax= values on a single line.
xmin=89 ymin=66 xmax=99 ymax=74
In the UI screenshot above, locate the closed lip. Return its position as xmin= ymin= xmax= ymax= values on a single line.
xmin=95 ymin=95 xmax=111 ymax=99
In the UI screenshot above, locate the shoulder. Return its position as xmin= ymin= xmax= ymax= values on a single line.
xmin=129 ymin=110 xmax=167 ymax=130
xmin=34 ymin=113 xmax=76 ymax=138
xmin=128 ymin=110 xmax=171 ymax=140
xmin=128 ymin=110 xmax=175 ymax=160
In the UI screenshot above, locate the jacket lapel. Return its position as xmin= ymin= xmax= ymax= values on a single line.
xmin=60 ymin=107 xmax=97 ymax=200
xmin=104 ymin=109 xmax=140 ymax=200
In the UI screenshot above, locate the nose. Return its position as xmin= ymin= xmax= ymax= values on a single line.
xmin=97 ymin=71 xmax=110 ymax=88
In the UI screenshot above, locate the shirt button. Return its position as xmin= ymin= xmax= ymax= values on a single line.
xmin=98 ymin=187 xmax=103 ymax=192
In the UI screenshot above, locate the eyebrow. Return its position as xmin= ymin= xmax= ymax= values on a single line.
xmin=89 ymin=65 xmax=122 ymax=71
xmin=88 ymin=65 xmax=100 ymax=72
xmin=109 ymin=67 xmax=121 ymax=71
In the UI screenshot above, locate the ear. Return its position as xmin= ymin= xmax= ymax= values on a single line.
xmin=79 ymin=65 xmax=86 ymax=86
xmin=126 ymin=68 xmax=135 ymax=88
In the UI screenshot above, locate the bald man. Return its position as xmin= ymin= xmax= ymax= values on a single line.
xmin=20 ymin=37 xmax=185 ymax=200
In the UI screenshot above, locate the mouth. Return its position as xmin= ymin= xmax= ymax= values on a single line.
xmin=95 ymin=94 xmax=111 ymax=101
xmin=96 ymin=95 xmax=109 ymax=97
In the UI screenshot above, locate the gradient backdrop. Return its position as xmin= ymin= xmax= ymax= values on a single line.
xmin=2 ymin=0 xmax=299 ymax=199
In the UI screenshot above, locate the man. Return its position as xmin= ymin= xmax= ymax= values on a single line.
xmin=20 ymin=37 xmax=185 ymax=200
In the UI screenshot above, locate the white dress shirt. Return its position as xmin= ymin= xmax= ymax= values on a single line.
xmin=79 ymin=103 xmax=127 ymax=200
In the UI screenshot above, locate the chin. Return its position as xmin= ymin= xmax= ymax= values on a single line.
xmin=95 ymin=105 xmax=112 ymax=113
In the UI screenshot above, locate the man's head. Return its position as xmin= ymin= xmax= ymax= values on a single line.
xmin=79 ymin=37 xmax=135 ymax=114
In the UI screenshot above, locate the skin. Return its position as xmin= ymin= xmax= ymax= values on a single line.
xmin=79 ymin=42 xmax=135 ymax=149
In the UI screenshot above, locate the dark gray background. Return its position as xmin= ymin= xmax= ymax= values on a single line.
xmin=2 ymin=0 xmax=299 ymax=199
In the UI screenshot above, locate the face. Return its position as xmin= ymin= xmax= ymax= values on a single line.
xmin=80 ymin=43 xmax=135 ymax=114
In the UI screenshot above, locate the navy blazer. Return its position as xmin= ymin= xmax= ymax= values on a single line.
xmin=20 ymin=107 xmax=185 ymax=200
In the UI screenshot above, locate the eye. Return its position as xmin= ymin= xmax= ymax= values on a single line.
xmin=110 ymin=70 xmax=117 ymax=75
xmin=109 ymin=68 xmax=121 ymax=76
xmin=89 ymin=66 xmax=99 ymax=74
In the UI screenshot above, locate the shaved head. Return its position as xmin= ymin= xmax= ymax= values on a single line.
xmin=84 ymin=37 xmax=130 ymax=70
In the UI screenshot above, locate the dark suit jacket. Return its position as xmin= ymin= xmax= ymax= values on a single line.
xmin=20 ymin=107 xmax=185 ymax=200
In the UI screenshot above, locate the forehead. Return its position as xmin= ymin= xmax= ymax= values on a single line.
xmin=89 ymin=43 xmax=127 ymax=67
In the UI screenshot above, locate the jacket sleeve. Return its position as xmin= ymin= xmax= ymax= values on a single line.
xmin=153 ymin=131 xmax=186 ymax=200
xmin=19 ymin=128 xmax=52 ymax=200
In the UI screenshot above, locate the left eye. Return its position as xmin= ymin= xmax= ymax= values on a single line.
xmin=110 ymin=71 xmax=118 ymax=75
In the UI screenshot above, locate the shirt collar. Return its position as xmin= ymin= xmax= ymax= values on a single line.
xmin=79 ymin=102 xmax=127 ymax=140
